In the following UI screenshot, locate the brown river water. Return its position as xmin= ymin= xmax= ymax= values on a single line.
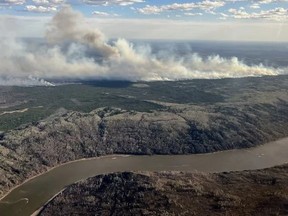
xmin=0 ymin=138 xmax=288 ymax=216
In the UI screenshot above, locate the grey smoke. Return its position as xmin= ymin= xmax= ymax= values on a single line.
xmin=0 ymin=6 xmax=287 ymax=86
xmin=0 ymin=76 xmax=55 ymax=86
xmin=46 ymin=6 xmax=119 ymax=58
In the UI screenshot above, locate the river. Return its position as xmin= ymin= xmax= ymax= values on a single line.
xmin=0 ymin=138 xmax=288 ymax=216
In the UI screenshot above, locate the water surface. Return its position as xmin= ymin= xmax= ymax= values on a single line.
xmin=0 ymin=138 xmax=288 ymax=216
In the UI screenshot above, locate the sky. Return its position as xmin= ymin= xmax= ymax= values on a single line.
xmin=0 ymin=3 xmax=287 ymax=85
xmin=0 ymin=0 xmax=288 ymax=41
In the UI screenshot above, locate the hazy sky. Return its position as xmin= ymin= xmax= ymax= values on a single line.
xmin=0 ymin=0 xmax=287 ymax=41
xmin=0 ymin=5 xmax=287 ymax=86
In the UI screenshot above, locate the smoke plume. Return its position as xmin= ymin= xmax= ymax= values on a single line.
xmin=46 ymin=7 xmax=119 ymax=58
xmin=0 ymin=6 xmax=287 ymax=86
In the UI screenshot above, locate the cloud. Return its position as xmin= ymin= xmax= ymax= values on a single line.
xmin=25 ymin=5 xmax=57 ymax=13
xmin=0 ymin=0 xmax=59 ymax=7
xmin=255 ymin=0 xmax=288 ymax=4
xmin=184 ymin=12 xmax=203 ymax=16
xmin=138 ymin=1 xmax=225 ymax=15
xmin=218 ymin=12 xmax=228 ymax=19
xmin=0 ymin=0 xmax=25 ymax=5
xmin=23 ymin=0 xmax=64 ymax=13
xmin=224 ymin=0 xmax=288 ymax=3
xmin=250 ymin=3 xmax=260 ymax=9
xmin=83 ymin=0 xmax=144 ymax=6
xmin=0 ymin=6 xmax=287 ymax=86
xmin=228 ymin=7 xmax=288 ymax=21
xmin=92 ymin=11 xmax=119 ymax=17
xmin=32 ymin=0 xmax=64 ymax=6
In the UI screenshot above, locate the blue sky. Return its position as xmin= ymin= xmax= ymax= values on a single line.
xmin=0 ymin=0 xmax=287 ymax=41
xmin=0 ymin=0 xmax=287 ymax=85
xmin=0 ymin=0 xmax=287 ymax=22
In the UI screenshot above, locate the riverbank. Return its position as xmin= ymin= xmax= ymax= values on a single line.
xmin=1 ymin=137 xmax=288 ymax=216
xmin=38 ymin=165 xmax=288 ymax=216
xmin=0 ymin=155 xmax=130 ymax=202
xmin=1 ymin=85 xmax=288 ymax=203
xmin=1 ymin=136 xmax=288 ymax=202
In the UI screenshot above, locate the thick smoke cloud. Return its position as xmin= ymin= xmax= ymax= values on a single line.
xmin=46 ymin=7 xmax=119 ymax=58
xmin=0 ymin=6 xmax=286 ymax=86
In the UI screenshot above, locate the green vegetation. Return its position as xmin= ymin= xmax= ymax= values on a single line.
xmin=0 ymin=83 xmax=165 ymax=131
xmin=1 ymin=75 xmax=288 ymax=201
xmin=1 ymin=75 xmax=288 ymax=131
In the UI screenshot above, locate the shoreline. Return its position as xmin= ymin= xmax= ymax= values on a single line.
xmin=1 ymin=136 xmax=288 ymax=203
xmin=0 ymin=154 xmax=130 ymax=202
xmin=31 ymin=188 xmax=67 ymax=216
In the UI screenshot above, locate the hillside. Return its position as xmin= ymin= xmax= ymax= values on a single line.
xmin=39 ymin=165 xmax=288 ymax=216
xmin=1 ymin=76 xmax=288 ymax=198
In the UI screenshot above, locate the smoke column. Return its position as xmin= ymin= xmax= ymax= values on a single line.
xmin=0 ymin=6 xmax=287 ymax=86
